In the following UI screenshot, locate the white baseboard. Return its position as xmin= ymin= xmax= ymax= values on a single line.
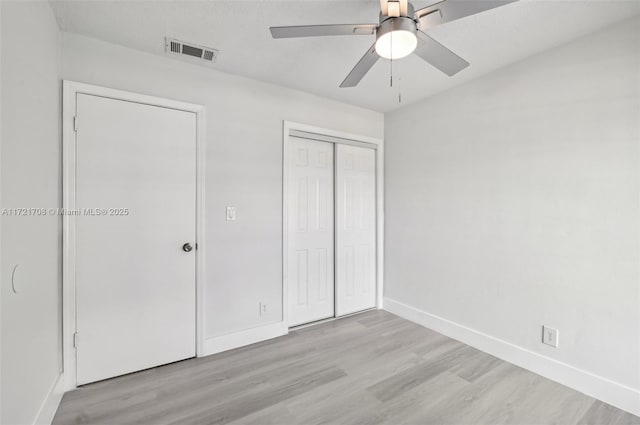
xmin=202 ymin=322 xmax=288 ymax=357
xmin=34 ymin=373 xmax=64 ymax=425
xmin=383 ymin=297 xmax=640 ymax=417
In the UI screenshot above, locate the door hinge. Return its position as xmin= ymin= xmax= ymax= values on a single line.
xmin=73 ymin=332 xmax=78 ymax=348
xmin=73 ymin=116 xmax=78 ymax=132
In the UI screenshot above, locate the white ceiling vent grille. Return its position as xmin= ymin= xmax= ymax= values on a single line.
xmin=164 ymin=37 xmax=219 ymax=65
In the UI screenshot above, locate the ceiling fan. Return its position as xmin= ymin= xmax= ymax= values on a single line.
xmin=270 ymin=0 xmax=517 ymax=88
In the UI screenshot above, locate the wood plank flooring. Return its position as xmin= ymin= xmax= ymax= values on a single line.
xmin=53 ymin=310 xmax=640 ymax=425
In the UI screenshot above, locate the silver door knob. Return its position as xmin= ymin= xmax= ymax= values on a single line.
xmin=182 ymin=243 xmax=194 ymax=253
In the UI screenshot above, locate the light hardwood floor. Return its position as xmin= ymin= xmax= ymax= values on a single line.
xmin=53 ymin=310 xmax=639 ymax=425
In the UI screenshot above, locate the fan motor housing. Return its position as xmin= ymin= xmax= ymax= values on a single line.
xmin=376 ymin=16 xmax=417 ymax=41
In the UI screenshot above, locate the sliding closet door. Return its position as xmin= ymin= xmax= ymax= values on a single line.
xmin=287 ymin=138 xmax=335 ymax=326
xmin=335 ymin=144 xmax=376 ymax=316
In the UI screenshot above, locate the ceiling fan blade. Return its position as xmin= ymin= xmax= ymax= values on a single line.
xmin=414 ymin=0 xmax=447 ymax=16
xmin=414 ymin=31 xmax=469 ymax=76
xmin=415 ymin=0 xmax=518 ymax=31
xmin=270 ymin=24 xmax=377 ymax=39
xmin=340 ymin=43 xmax=379 ymax=88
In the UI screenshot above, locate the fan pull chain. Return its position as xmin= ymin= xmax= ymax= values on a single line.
xmin=395 ymin=52 xmax=402 ymax=103
xmin=390 ymin=30 xmax=393 ymax=87
xmin=397 ymin=64 xmax=402 ymax=104
xmin=390 ymin=59 xmax=393 ymax=87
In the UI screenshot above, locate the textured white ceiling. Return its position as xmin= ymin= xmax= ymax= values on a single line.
xmin=49 ymin=0 xmax=640 ymax=112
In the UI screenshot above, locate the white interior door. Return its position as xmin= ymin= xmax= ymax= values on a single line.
xmin=288 ymin=137 xmax=335 ymax=326
xmin=335 ymin=144 xmax=377 ymax=316
xmin=75 ymin=94 xmax=196 ymax=385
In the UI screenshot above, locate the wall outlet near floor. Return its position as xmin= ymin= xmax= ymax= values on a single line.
xmin=226 ymin=206 xmax=236 ymax=221
xmin=542 ymin=326 xmax=559 ymax=347
xmin=259 ymin=302 xmax=267 ymax=316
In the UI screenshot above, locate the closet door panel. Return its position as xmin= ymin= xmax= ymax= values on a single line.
xmin=335 ymin=144 xmax=376 ymax=316
xmin=288 ymin=138 xmax=335 ymax=326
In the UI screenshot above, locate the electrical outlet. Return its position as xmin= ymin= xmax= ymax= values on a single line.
xmin=226 ymin=206 xmax=236 ymax=221
xmin=259 ymin=302 xmax=267 ymax=316
xmin=542 ymin=326 xmax=559 ymax=347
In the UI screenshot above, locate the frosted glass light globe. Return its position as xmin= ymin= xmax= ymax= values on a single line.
xmin=375 ymin=30 xmax=417 ymax=59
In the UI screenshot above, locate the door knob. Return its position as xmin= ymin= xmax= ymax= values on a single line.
xmin=182 ymin=243 xmax=194 ymax=253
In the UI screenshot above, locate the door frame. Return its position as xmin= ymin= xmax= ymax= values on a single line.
xmin=62 ymin=81 xmax=206 ymax=390
xmin=282 ymin=121 xmax=384 ymax=328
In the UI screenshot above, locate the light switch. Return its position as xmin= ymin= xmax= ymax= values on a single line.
xmin=226 ymin=206 xmax=236 ymax=221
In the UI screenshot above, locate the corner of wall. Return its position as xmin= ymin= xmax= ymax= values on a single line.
xmin=384 ymin=297 xmax=640 ymax=417
xmin=33 ymin=374 xmax=64 ymax=425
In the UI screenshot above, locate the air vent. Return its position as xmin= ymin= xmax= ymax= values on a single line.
xmin=202 ymin=50 xmax=215 ymax=62
xmin=165 ymin=37 xmax=219 ymax=65
xmin=169 ymin=40 xmax=181 ymax=53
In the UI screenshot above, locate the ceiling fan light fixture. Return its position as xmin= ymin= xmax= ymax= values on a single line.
xmin=375 ymin=17 xmax=417 ymax=60
xmin=270 ymin=0 xmax=508 ymax=87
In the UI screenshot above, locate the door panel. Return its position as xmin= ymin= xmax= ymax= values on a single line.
xmin=75 ymin=94 xmax=196 ymax=385
xmin=288 ymin=138 xmax=335 ymax=326
xmin=335 ymin=144 xmax=376 ymax=316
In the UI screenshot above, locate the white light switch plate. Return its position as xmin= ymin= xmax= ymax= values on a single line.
xmin=542 ymin=325 xmax=559 ymax=347
xmin=226 ymin=206 xmax=236 ymax=221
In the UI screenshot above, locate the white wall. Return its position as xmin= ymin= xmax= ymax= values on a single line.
xmin=61 ymin=33 xmax=384 ymax=342
xmin=1 ymin=2 xmax=63 ymax=424
xmin=384 ymin=17 xmax=639 ymax=412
